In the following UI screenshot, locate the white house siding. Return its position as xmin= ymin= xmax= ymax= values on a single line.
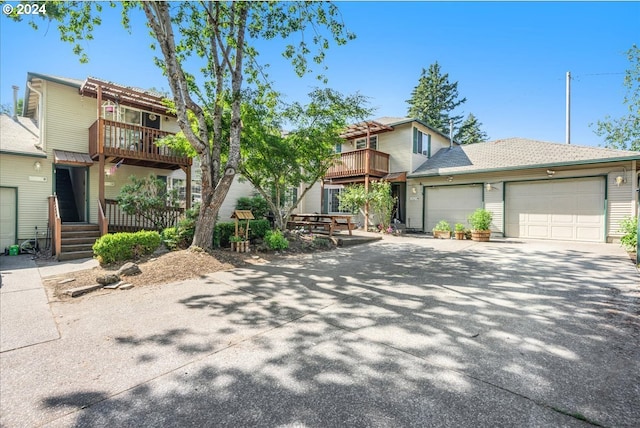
xmin=381 ymin=124 xmax=412 ymax=173
xmin=44 ymin=81 xmax=98 ymax=155
xmin=484 ymin=182 xmax=504 ymax=235
xmin=607 ymin=170 xmax=635 ymax=239
xmin=0 ymin=154 xmax=52 ymax=242
xmin=407 ymin=160 xmax=636 ymax=242
xmin=298 ymin=181 xmax=322 ymax=214
xmin=218 ymin=176 xmax=256 ymax=221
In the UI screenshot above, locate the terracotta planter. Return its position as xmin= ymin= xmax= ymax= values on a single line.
xmin=433 ymin=230 xmax=451 ymax=239
xmin=455 ymin=231 xmax=465 ymax=240
xmin=470 ymin=230 xmax=491 ymax=242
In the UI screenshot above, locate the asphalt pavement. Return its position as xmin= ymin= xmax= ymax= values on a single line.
xmin=0 ymin=236 xmax=638 ymax=427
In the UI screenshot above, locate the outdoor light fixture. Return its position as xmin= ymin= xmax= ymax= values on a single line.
xmin=615 ymin=167 xmax=627 ymax=186
xmin=412 ymin=186 xmax=417 ymax=194
xmin=446 ymin=176 xmax=454 ymax=182
xmin=104 ymin=168 xmax=111 ymax=177
xmin=33 ymin=161 xmax=41 ymax=171
xmin=546 ymin=169 xmax=555 ymax=177
xmin=485 ymin=183 xmax=492 ymax=191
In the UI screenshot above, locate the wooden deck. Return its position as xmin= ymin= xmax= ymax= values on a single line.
xmin=325 ymin=148 xmax=389 ymax=180
xmin=89 ymin=119 xmax=191 ymax=170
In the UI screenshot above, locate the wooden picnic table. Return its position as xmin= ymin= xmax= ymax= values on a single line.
xmin=286 ymin=213 xmax=354 ymax=237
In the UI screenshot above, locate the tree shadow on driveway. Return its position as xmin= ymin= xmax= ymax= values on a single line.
xmin=40 ymin=240 xmax=639 ymax=427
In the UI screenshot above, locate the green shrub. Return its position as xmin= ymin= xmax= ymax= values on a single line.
xmin=455 ymin=223 xmax=465 ymax=232
xmin=248 ymin=219 xmax=270 ymax=240
xmin=161 ymin=227 xmax=180 ymax=250
xmin=264 ymin=230 xmax=289 ymax=250
xmin=619 ymin=216 xmax=638 ymax=252
xmin=236 ymin=195 xmax=269 ymax=219
xmin=213 ymin=219 xmax=271 ymax=248
xmin=468 ymin=208 xmax=493 ymax=230
xmin=433 ymin=220 xmax=451 ymax=232
xmin=93 ymin=230 xmax=161 ymax=265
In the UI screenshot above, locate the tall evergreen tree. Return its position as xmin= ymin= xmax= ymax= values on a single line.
xmin=406 ymin=62 xmax=467 ymax=134
xmin=455 ymin=113 xmax=488 ymax=144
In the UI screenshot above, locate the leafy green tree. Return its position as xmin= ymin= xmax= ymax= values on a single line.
xmin=592 ymin=44 xmax=640 ymax=151
xmin=339 ymin=180 xmax=396 ymax=231
xmin=592 ymin=45 xmax=640 ymax=151
xmin=1 ymin=99 xmax=23 ymax=116
xmin=18 ymin=1 xmax=355 ymax=249
xmin=456 ymin=113 xmax=488 ymax=144
xmin=117 ymin=174 xmax=180 ymax=231
xmin=406 ymin=62 xmax=467 ymax=134
xmin=240 ymin=88 xmax=371 ymax=230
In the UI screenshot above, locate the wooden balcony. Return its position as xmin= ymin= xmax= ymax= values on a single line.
xmin=325 ymin=148 xmax=390 ymax=182
xmin=89 ymin=119 xmax=191 ymax=170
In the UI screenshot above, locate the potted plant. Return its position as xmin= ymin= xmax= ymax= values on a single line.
xmin=454 ymin=223 xmax=466 ymax=240
xmin=468 ymin=208 xmax=493 ymax=242
xmin=230 ymin=235 xmax=250 ymax=252
xmin=432 ymin=220 xmax=452 ymax=239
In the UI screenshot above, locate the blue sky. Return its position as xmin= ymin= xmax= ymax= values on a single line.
xmin=1 ymin=1 xmax=637 ymax=147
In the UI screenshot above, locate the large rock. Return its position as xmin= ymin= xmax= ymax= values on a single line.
xmin=96 ymin=274 xmax=121 ymax=286
xmin=117 ymin=262 xmax=141 ymax=276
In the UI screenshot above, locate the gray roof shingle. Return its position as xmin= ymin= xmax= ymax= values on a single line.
xmin=411 ymin=137 xmax=640 ymax=177
xmin=0 ymin=114 xmax=43 ymax=156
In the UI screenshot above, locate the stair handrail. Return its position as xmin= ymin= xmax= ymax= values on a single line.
xmin=98 ymin=199 xmax=108 ymax=236
xmin=48 ymin=195 xmax=62 ymax=257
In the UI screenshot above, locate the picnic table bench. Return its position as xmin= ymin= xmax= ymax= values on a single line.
xmin=286 ymin=214 xmax=354 ymax=237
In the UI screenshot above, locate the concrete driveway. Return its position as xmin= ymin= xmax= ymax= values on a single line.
xmin=1 ymin=237 xmax=638 ymax=427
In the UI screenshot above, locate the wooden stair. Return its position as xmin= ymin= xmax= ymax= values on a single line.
xmin=58 ymin=223 xmax=100 ymax=261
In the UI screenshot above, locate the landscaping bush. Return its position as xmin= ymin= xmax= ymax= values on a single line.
xmin=161 ymin=227 xmax=180 ymax=250
xmin=619 ymin=215 xmax=638 ymax=252
xmin=93 ymin=230 xmax=161 ymax=265
xmin=236 ymin=195 xmax=269 ymax=219
xmin=264 ymin=230 xmax=289 ymax=250
xmin=213 ymin=219 xmax=271 ymax=248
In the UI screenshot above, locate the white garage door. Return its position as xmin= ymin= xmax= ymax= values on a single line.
xmin=0 ymin=187 xmax=17 ymax=250
xmin=424 ymin=185 xmax=483 ymax=232
xmin=505 ymin=178 xmax=605 ymax=242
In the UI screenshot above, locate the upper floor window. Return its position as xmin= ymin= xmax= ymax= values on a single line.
xmin=101 ymin=103 xmax=160 ymax=130
xmin=334 ymin=143 xmax=342 ymax=153
xmin=413 ymin=128 xmax=431 ymax=156
xmin=355 ymin=135 xmax=378 ymax=150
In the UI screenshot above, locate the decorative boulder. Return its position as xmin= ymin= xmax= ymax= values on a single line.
xmin=117 ymin=262 xmax=141 ymax=276
xmin=96 ymin=274 xmax=121 ymax=286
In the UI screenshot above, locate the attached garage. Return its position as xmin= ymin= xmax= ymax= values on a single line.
xmin=424 ymin=184 xmax=483 ymax=232
xmin=505 ymin=177 xmax=605 ymax=242
xmin=0 ymin=187 xmax=17 ymax=250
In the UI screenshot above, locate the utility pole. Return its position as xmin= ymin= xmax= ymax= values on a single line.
xmin=566 ymin=71 xmax=571 ymax=144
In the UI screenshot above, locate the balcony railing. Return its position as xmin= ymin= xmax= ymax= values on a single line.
xmin=325 ymin=148 xmax=390 ymax=179
xmin=104 ymin=199 xmax=184 ymax=233
xmin=89 ymin=119 xmax=191 ymax=167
